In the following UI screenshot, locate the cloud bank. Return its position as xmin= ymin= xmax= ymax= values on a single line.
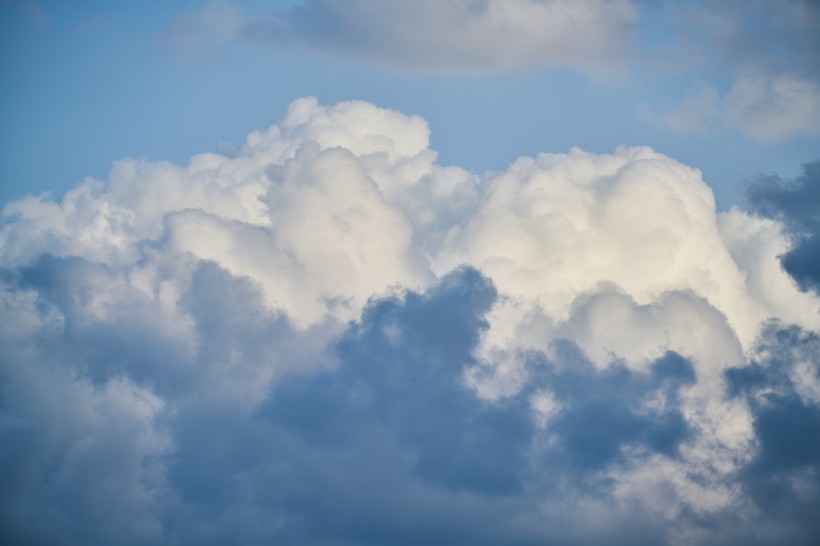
xmin=2 ymin=98 xmax=820 ymax=545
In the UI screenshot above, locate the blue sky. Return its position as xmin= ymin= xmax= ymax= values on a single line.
xmin=2 ymin=2 xmax=820 ymax=545
xmin=2 ymin=0 xmax=818 ymax=209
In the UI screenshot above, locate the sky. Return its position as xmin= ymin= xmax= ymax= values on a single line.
xmin=2 ymin=0 xmax=819 ymax=210
xmin=1 ymin=1 xmax=819 ymax=545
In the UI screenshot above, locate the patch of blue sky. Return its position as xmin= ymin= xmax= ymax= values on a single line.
xmin=1 ymin=1 xmax=818 ymax=210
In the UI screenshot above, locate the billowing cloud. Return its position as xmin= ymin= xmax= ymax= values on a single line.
xmin=725 ymin=321 xmax=820 ymax=544
xmin=745 ymin=160 xmax=820 ymax=292
xmin=654 ymin=0 xmax=820 ymax=79
xmin=2 ymin=98 xmax=819 ymax=544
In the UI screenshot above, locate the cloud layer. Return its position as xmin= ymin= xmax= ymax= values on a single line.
xmin=169 ymin=0 xmax=820 ymax=141
xmin=746 ymin=160 xmax=820 ymax=292
xmin=665 ymin=0 xmax=820 ymax=141
xmin=2 ymin=98 xmax=819 ymax=545
xmin=242 ymin=0 xmax=639 ymax=74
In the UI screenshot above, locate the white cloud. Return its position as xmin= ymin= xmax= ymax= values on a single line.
xmin=4 ymin=96 xmax=818 ymax=373
xmin=718 ymin=207 xmax=820 ymax=328
xmin=431 ymin=145 xmax=820 ymax=354
xmin=2 ymin=97 xmax=819 ymax=544
xmin=6 ymin=98 xmax=815 ymax=338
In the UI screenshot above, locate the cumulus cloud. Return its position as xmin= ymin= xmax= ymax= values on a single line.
xmin=171 ymin=0 xmax=820 ymax=80
xmin=725 ymin=321 xmax=820 ymax=544
xmin=745 ymin=160 xmax=820 ymax=292
xmin=2 ymin=97 xmax=820 ymax=544
xmin=168 ymin=1 xmax=820 ymax=142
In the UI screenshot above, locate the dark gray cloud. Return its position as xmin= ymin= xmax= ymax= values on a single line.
xmin=0 ymin=256 xmax=330 ymax=546
xmin=725 ymin=321 xmax=820 ymax=546
xmin=2 ymin=261 xmax=718 ymax=545
xmin=530 ymin=348 xmax=694 ymax=471
xmin=746 ymin=160 xmax=820 ymax=291
xmin=181 ymin=265 xmax=697 ymax=544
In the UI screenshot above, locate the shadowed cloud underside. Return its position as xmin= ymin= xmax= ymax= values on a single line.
xmin=1 ymin=97 xmax=819 ymax=545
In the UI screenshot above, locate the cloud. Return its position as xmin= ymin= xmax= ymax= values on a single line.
xmin=2 ymin=97 xmax=820 ymax=544
xmin=225 ymin=0 xmax=639 ymax=73
xmin=725 ymin=321 xmax=820 ymax=544
xmin=0 ymin=0 xmax=50 ymax=30
xmin=745 ymin=160 xmax=820 ymax=292
xmin=726 ymin=71 xmax=820 ymax=142
xmin=430 ymin=144 xmax=819 ymax=356
xmin=637 ymin=1 xmax=820 ymax=141
xmin=641 ymin=81 xmax=720 ymax=134
xmin=643 ymin=72 xmax=820 ymax=141
xmin=167 ymin=0 xmax=245 ymax=45
xmin=0 ymin=273 xmax=172 ymax=544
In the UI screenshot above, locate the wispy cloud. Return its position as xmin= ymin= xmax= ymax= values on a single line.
xmin=726 ymin=71 xmax=820 ymax=142
xmin=745 ymin=160 xmax=820 ymax=292
xmin=167 ymin=0 xmax=820 ymax=142
xmin=173 ymin=0 xmax=639 ymax=73
xmin=167 ymin=0 xmax=245 ymax=45
xmin=643 ymin=73 xmax=820 ymax=141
